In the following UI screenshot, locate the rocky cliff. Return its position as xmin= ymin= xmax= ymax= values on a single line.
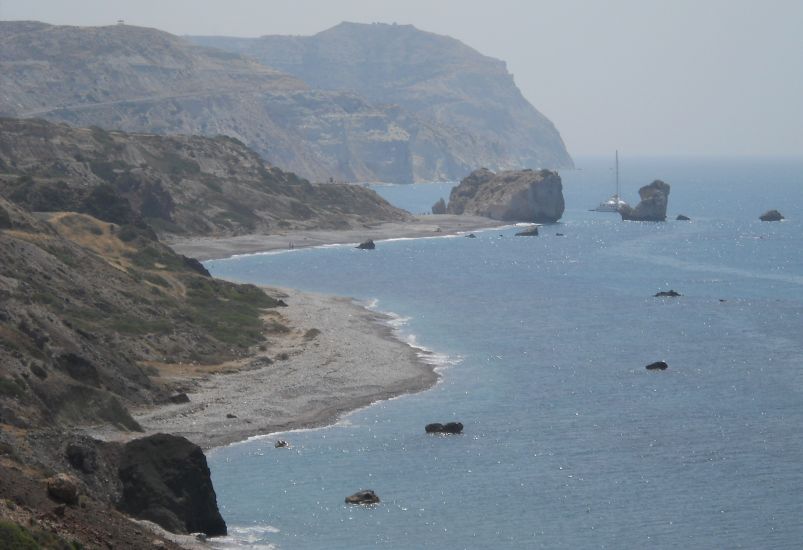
xmin=1 ymin=21 xmax=570 ymax=183
xmin=619 ymin=180 xmax=670 ymax=221
xmin=447 ymin=168 xmax=565 ymax=223
xmin=0 ymin=118 xmax=411 ymax=238
xmin=191 ymin=22 xmax=573 ymax=176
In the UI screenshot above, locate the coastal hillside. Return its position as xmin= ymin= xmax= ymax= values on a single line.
xmin=0 ymin=195 xmax=295 ymax=544
xmin=0 ymin=21 xmax=562 ymax=182
xmin=190 ymin=22 xmax=574 ymax=172
xmin=0 ymin=196 xmax=287 ymax=431
xmin=0 ymin=118 xmax=411 ymax=238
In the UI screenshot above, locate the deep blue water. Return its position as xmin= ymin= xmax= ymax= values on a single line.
xmin=205 ymin=157 xmax=803 ymax=549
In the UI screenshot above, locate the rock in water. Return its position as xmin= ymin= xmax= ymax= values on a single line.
xmin=275 ymin=440 xmax=289 ymax=448
xmin=465 ymin=233 xmax=477 ymax=238
xmin=759 ymin=210 xmax=784 ymax=221
xmin=619 ymin=180 xmax=671 ymax=221
xmin=425 ymin=422 xmax=464 ymax=434
xmin=654 ymin=290 xmax=681 ymax=297
xmin=676 ymin=214 xmax=691 ymax=221
xmin=117 ymin=433 xmax=227 ymax=536
xmin=356 ymin=239 xmax=376 ymax=250
xmin=515 ymin=226 xmax=539 ymax=236
xmin=446 ymin=168 xmax=565 ymax=223
xmin=431 ymin=197 xmax=447 ymax=215
xmin=645 ymin=361 xmax=669 ymax=371
xmin=345 ymin=490 xmax=380 ymax=505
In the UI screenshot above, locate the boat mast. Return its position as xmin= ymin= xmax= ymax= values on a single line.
xmin=615 ymin=150 xmax=619 ymax=200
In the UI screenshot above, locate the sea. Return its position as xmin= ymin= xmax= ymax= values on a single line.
xmin=204 ymin=156 xmax=803 ymax=549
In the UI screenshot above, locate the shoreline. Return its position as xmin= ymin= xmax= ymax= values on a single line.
xmin=166 ymin=214 xmax=507 ymax=261
xmin=118 ymin=287 xmax=440 ymax=451
xmin=94 ymin=216 xmax=502 ymax=451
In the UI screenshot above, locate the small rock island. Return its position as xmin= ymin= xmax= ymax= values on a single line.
xmin=446 ymin=168 xmax=565 ymax=223
xmin=619 ymin=180 xmax=671 ymax=221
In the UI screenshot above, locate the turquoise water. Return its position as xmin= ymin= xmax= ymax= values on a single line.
xmin=206 ymin=157 xmax=803 ymax=549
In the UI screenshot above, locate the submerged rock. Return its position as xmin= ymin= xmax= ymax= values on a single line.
xmin=676 ymin=214 xmax=691 ymax=221
xmin=117 ymin=433 xmax=226 ymax=537
xmin=274 ymin=440 xmax=289 ymax=448
xmin=356 ymin=239 xmax=376 ymax=250
xmin=447 ymin=168 xmax=564 ymax=223
xmin=425 ymin=422 xmax=464 ymax=434
xmin=654 ymin=290 xmax=681 ymax=297
xmin=759 ymin=209 xmax=784 ymax=221
xmin=645 ymin=361 xmax=669 ymax=371
xmin=345 ymin=490 xmax=380 ymax=505
xmin=619 ymin=180 xmax=670 ymax=221
xmin=465 ymin=233 xmax=477 ymax=238
xmin=515 ymin=225 xmax=539 ymax=237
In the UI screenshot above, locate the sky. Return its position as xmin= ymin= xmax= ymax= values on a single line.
xmin=1 ymin=0 xmax=802 ymax=157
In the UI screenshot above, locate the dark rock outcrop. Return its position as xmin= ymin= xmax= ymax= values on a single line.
xmin=46 ymin=473 xmax=81 ymax=505
xmin=345 ymin=490 xmax=380 ymax=505
xmin=117 ymin=433 xmax=226 ymax=536
xmin=760 ymin=210 xmax=784 ymax=221
xmin=447 ymin=169 xmax=564 ymax=223
xmin=645 ymin=361 xmax=669 ymax=371
xmin=65 ymin=443 xmax=98 ymax=474
xmin=676 ymin=214 xmax=691 ymax=221
xmin=431 ymin=198 xmax=447 ymax=215
xmin=515 ymin=226 xmax=540 ymax=237
xmin=356 ymin=239 xmax=376 ymax=250
xmin=465 ymin=233 xmax=477 ymax=238
xmin=425 ymin=422 xmax=464 ymax=434
xmin=619 ymin=180 xmax=670 ymax=221
xmin=654 ymin=290 xmax=681 ymax=297
xmin=182 ymin=256 xmax=211 ymax=277
xmin=274 ymin=440 xmax=289 ymax=448
xmin=169 ymin=393 xmax=190 ymax=404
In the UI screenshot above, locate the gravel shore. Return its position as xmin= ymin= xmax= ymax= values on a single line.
xmin=166 ymin=214 xmax=505 ymax=260
xmin=128 ymin=288 xmax=439 ymax=450
xmin=99 ymin=216 xmax=504 ymax=450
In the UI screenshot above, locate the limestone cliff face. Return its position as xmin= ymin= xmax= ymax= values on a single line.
xmin=447 ymin=168 xmax=565 ymax=223
xmin=1 ymin=21 xmax=570 ymax=183
xmin=0 ymin=118 xmax=410 ymax=238
xmin=619 ymin=180 xmax=670 ymax=221
xmin=192 ymin=22 xmax=574 ymax=174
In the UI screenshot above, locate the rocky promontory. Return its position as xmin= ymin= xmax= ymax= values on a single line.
xmin=619 ymin=180 xmax=671 ymax=221
xmin=0 ymin=118 xmax=410 ymax=239
xmin=446 ymin=168 xmax=565 ymax=223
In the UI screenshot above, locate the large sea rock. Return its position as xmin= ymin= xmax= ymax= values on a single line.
xmin=446 ymin=168 xmax=565 ymax=223
xmin=619 ymin=180 xmax=671 ymax=221
xmin=116 ymin=433 xmax=227 ymax=536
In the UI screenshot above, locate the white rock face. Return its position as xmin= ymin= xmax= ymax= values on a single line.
xmin=447 ymin=168 xmax=565 ymax=223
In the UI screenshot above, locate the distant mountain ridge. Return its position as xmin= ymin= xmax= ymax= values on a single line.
xmin=190 ymin=22 xmax=573 ymax=171
xmin=0 ymin=20 xmax=571 ymax=182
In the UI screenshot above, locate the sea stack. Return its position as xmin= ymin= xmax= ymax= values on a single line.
xmin=619 ymin=180 xmax=670 ymax=221
xmin=446 ymin=168 xmax=565 ymax=223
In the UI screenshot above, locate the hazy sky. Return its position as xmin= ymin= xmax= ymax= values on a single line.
xmin=2 ymin=0 xmax=802 ymax=157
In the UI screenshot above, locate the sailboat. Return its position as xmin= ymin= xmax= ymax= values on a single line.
xmin=591 ymin=150 xmax=629 ymax=212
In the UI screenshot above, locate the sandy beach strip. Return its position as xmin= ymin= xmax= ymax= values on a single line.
xmin=166 ymin=214 xmax=506 ymax=261
xmin=127 ymin=287 xmax=439 ymax=450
